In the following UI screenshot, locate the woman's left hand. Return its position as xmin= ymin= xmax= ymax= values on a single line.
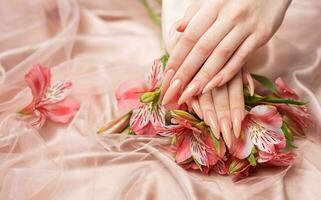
xmin=187 ymin=71 xmax=247 ymax=147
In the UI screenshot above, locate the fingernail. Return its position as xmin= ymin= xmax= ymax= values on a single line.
xmin=247 ymin=73 xmax=255 ymax=96
xmin=191 ymin=99 xmax=203 ymax=119
xmin=177 ymin=81 xmax=201 ymax=105
xmin=232 ymin=108 xmax=244 ymax=138
xmin=176 ymin=23 xmax=185 ymax=32
xmin=202 ymin=75 xmax=223 ymax=93
xmin=220 ymin=117 xmax=232 ymax=148
xmin=161 ymin=79 xmax=182 ymax=106
xmin=160 ymin=69 xmax=175 ymax=100
xmin=205 ymin=110 xmax=220 ymax=139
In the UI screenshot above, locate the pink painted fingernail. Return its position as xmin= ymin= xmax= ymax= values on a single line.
xmin=191 ymin=99 xmax=203 ymax=119
xmin=205 ymin=110 xmax=220 ymax=139
xmin=246 ymin=72 xmax=255 ymax=96
xmin=161 ymin=79 xmax=182 ymax=106
xmin=177 ymin=81 xmax=201 ymax=105
xmin=232 ymin=108 xmax=244 ymax=138
xmin=220 ymin=117 xmax=232 ymax=149
xmin=160 ymin=69 xmax=175 ymax=100
xmin=202 ymin=75 xmax=223 ymax=93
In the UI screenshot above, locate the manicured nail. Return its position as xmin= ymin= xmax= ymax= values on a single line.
xmin=220 ymin=117 xmax=232 ymax=148
xmin=205 ymin=110 xmax=220 ymax=139
xmin=160 ymin=69 xmax=175 ymax=100
xmin=232 ymin=108 xmax=244 ymax=138
xmin=202 ymin=75 xmax=223 ymax=93
xmin=247 ymin=72 xmax=255 ymax=96
xmin=161 ymin=79 xmax=182 ymax=105
xmin=177 ymin=81 xmax=201 ymax=105
xmin=176 ymin=23 xmax=185 ymax=32
xmin=191 ymin=99 xmax=203 ymax=119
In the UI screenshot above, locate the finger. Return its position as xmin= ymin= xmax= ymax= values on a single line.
xmin=177 ymin=2 xmax=203 ymax=32
xmin=242 ymin=68 xmax=255 ymax=96
xmin=228 ymin=72 xmax=244 ymax=138
xmin=212 ymin=85 xmax=232 ymax=148
xmin=176 ymin=19 xmax=235 ymax=105
xmin=167 ymin=19 xmax=184 ymax=54
xmin=189 ymin=97 xmax=203 ymax=119
xmin=205 ymin=34 xmax=259 ymax=90
xmin=161 ymin=1 xmax=220 ymax=104
xmin=199 ymin=92 xmax=220 ymax=139
xmin=192 ymin=26 xmax=249 ymax=93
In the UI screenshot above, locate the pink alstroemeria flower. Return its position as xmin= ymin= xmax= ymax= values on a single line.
xmin=275 ymin=77 xmax=313 ymax=131
xmin=257 ymin=150 xmax=294 ymax=167
xmin=115 ymin=59 xmax=163 ymax=110
xmin=232 ymin=105 xmax=286 ymax=160
xmin=130 ymin=103 xmax=166 ymax=136
xmin=20 ymin=64 xmax=80 ymax=129
xmin=157 ymin=111 xmax=226 ymax=172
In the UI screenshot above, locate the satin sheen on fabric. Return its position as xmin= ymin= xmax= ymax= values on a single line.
xmin=0 ymin=0 xmax=320 ymax=199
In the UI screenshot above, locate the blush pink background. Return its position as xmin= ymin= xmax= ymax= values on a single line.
xmin=0 ymin=0 xmax=320 ymax=199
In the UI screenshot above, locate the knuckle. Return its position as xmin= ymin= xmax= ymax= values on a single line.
xmin=195 ymin=43 xmax=212 ymax=57
xmin=234 ymin=50 xmax=249 ymax=63
xmin=181 ymin=32 xmax=199 ymax=45
xmin=198 ymin=69 xmax=212 ymax=81
xmin=228 ymin=5 xmax=249 ymax=21
xmin=217 ymin=48 xmax=232 ymax=60
xmin=256 ymin=24 xmax=273 ymax=41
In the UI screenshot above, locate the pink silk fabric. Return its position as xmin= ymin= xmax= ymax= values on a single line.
xmin=0 ymin=0 xmax=320 ymax=199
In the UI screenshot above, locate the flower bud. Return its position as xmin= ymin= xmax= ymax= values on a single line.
xmin=170 ymin=110 xmax=200 ymax=125
xmin=97 ymin=112 xmax=131 ymax=134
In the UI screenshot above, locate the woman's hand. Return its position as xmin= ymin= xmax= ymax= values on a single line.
xmin=161 ymin=0 xmax=291 ymax=106
xmin=187 ymin=71 xmax=250 ymax=148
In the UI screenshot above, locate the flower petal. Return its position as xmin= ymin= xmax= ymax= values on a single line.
xmin=29 ymin=110 xmax=47 ymax=129
xmin=24 ymin=64 xmax=51 ymax=106
xmin=213 ymin=160 xmax=228 ymax=175
xmin=275 ymin=77 xmax=299 ymax=99
xmin=146 ymin=59 xmax=163 ymax=91
xmin=250 ymin=105 xmax=283 ymax=128
xmin=231 ymin=118 xmax=254 ymax=159
xmin=40 ymin=81 xmax=72 ymax=105
xmin=176 ymin=133 xmax=192 ymax=163
xmin=190 ymin=135 xmax=208 ymax=166
xmin=258 ymin=151 xmax=294 ymax=166
xmin=115 ymin=80 xmax=148 ymax=109
xmin=150 ymin=105 xmax=166 ymax=127
xmin=39 ymin=98 xmax=80 ymax=124
xmin=130 ymin=104 xmax=151 ymax=133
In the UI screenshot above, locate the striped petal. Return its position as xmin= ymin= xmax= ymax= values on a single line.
xmin=130 ymin=104 xmax=151 ymax=133
xmin=190 ymin=135 xmax=208 ymax=166
xmin=146 ymin=59 xmax=163 ymax=91
xmin=40 ymin=81 xmax=72 ymax=105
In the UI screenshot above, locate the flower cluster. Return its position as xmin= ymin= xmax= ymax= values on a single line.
xmin=19 ymin=65 xmax=80 ymax=129
xmin=98 ymin=55 xmax=313 ymax=181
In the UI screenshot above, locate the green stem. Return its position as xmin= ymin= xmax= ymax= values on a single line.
xmin=140 ymin=0 xmax=161 ymax=27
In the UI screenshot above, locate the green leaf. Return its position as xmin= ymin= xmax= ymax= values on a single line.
xmin=281 ymin=121 xmax=294 ymax=141
xmin=209 ymin=128 xmax=221 ymax=156
xmin=170 ymin=110 xmax=200 ymax=124
xmin=247 ymin=153 xmax=257 ymax=166
xmin=170 ymin=135 xmax=177 ymax=145
xmin=244 ymin=95 xmax=264 ymax=105
xmin=262 ymin=96 xmax=306 ymax=105
xmin=286 ymin=140 xmax=297 ymax=149
xmin=245 ymin=95 xmax=306 ymax=106
xmin=160 ymin=53 xmax=169 ymax=69
xmin=193 ymin=159 xmax=203 ymax=172
xmin=251 ymin=73 xmax=277 ymax=93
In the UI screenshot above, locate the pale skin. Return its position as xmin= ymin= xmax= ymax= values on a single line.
xmin=161 ymin=0 xmax=291 ymax=147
